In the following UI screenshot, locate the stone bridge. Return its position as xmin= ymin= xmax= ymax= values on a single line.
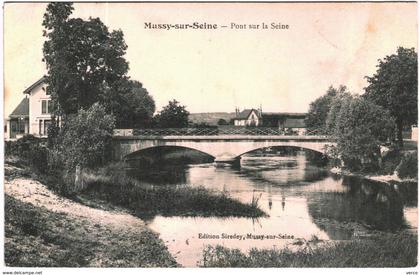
xmin=112 ymin=129 xmax=334 ymax=163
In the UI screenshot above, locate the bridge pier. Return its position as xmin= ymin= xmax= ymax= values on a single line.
xmin=215 ymin=157 xmax=241 ymax=166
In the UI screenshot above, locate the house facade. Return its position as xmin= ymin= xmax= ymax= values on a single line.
xmin=6 ymin=77 xmax=53 ymax=139
xmin=233 ymin=108 xmax=263 ymax=126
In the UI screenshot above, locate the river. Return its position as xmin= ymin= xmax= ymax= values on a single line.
xmin=127 ymin=151 xmax=417 ymax=267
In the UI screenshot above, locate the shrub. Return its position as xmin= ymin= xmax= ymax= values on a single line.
xmin=379 ymin=148 xmax=402 ymax=175
xmin=59 ymin=103 xmax=115 ymax=171
xmin=396 ymin=152 xmax=418 ymax=179
xmin=5 ymin=135 xmax=48 ymax=174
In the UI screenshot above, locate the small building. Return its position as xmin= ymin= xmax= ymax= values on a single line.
xmin=233 ymin=108 xmax=263 ymax=126
xmin=6 ymin=77 xmax=53 ymax=139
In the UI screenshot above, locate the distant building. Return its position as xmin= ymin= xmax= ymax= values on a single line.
xmin=233 ymin=108 xmax=307 ymax=135
xmin=6 ymin=77 xmax=53 ymax=139
xmin=233 ymin=108 xmax=262 ymax=126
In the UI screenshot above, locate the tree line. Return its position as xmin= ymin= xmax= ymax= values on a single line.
xmin=305 ymin=47 xmax=417 ymax=172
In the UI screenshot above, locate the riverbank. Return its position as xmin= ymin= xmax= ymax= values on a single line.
xmin=4 ymin=163 xmax=178 ymax=267
xmin=329 ymin=166 xmax=417 ymax=185
xmin=330 ymin=140 xmax=417 ymax=185
xmin=199 ymin=232 xmax=417 ymax=267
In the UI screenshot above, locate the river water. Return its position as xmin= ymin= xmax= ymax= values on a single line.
xmin=131 ymin=152 xmax=417 ymax=267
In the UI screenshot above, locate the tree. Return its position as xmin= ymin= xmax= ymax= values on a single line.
xmin=325 ymin=91 xmax=353 ymax=135
xmin=59 ymin=103 xmax=115 ymax=170
xmin=42 ymin=3 xmax=129 ymax=115
xmin=364 ymin=47 xmax=418 ymax=147
xmin=305 ymin=85 xmax=348 ymax=134
xmin=332 ymin=97 xmax=394 ymax=171
xmin=217 ymin=119 xmax=228 ymax=126
xmin=100 ymin=79 xmax=155 ymax=128
xmin=154 ymin=100 xmax=189 ymax=128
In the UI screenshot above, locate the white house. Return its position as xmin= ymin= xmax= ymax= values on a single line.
xmin=233 ymin=108 xmax=263 ymax=126
xmin=6 ymin=77 xmax=53 ymax=139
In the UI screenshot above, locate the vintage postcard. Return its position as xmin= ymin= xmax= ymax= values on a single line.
xmin=2 ymin=1 xmax=418 ymax=272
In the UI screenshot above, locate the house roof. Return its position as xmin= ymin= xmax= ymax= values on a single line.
xmin=9 ymin=97 xmax=29 ymax=118
xmin=235 ymin=109 xmax=261 ymax=120
xmin=283 ymin=118 xmax=306 ymax=128
xmin=23 ymin=77 xmax=46 ymax=94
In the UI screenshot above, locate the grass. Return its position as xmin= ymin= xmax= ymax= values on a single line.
xmin=199 ymin=233 xmax=417 ymax=267
xmin=4 ymin=194 xmax=178 ymax=267
xmin=80 ymin=162 xmax=266 ymax=218
xmin=83 ymin=181 xmax=266 ymax=218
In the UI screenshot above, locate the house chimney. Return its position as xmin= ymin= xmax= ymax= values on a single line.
xmin=235 ymin=107 xmax=239 ymax=117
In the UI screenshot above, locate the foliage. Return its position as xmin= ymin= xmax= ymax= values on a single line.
xmin=364 ymin=47 xmax=418 ymax=146
xmin=305 ymin=85 xmax=348 ymax=134
xmin=190 ymin=122 xmax=217 ymax=128
xmin=379 ymin=148 xmax=403 ymax=175
xmin=42 ymin=2 xmax=129 ymax=115
xmin=332 ymin=97 xmax=394 ymax=172
xmin=199 ymin=233 xmax=417 ymax=267
xmin=58 ymin=103 xmax=115 ymax=171
xmin=325 ymin=91 xmax=353 ymax=135
xmin=154 ymin=100 xmax=190 ymax=128
xmin=217 ymin=118 xmax=229 ymax=126
xmin=100 ymin=79 xmax=155 ymax=128
xmin=396 ymin=152 xmax=418 ymax=179
xmin=5 ymin=135 xmax=48 ymax=174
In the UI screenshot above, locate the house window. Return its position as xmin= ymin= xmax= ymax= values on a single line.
xmin=41 ymin=100 xmax=53 ymax=114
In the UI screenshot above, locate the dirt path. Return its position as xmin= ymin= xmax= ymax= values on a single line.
xmin=5 ymin=177 xmax=145 ymax=231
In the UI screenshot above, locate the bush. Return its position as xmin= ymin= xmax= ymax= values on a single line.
xmin=379 ymin=148 xmax=402 ymax=175
xmin=5 ymin=135 xmax=48 ymax=174
xmin=59 ymin=103 xmax=115 ymax=170
xmin=396 ymin=152 xmax=418 ymax=179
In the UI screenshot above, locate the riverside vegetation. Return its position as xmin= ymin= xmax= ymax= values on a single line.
xmin=79 ymin=162 xmax=266 ymax=218
xmin=199 ymin=232 xmax=417 ymax=267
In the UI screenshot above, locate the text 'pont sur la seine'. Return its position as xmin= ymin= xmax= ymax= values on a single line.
xmin=144 ymin=22 xmax=290 ymax=31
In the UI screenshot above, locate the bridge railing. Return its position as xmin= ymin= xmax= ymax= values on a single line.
xmin=128 ymin=127 xmax=314 ymax=136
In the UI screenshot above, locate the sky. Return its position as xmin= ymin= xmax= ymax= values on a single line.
xmin=3 ymin=2 xmax=418 ymax=117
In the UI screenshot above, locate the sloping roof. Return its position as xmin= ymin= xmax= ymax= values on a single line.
xmin=23 ymin=77 xmax=46 ymax=94
xmin=235 ymin=109 xmax=261 ymax=120
xmin=283 ymin=118 xmax=306 ymax=128
xmin=9 ymin=97 xmax=29 ymax=117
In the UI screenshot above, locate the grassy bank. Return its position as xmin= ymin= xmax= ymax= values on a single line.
xmin=199 ymin=233 xmax=417 ymax=267
xmin=83 ymin=180 xmax=266 ymax=218
xmin=4 ymin=160 xmax=179 ymax=267
xmin=79 ymin=162 xmax=266 ymax=218
xmin=4 ymin=194 xmax=178 ymax=267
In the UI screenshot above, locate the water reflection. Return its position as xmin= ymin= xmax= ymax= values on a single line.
xmin=125 ymin=152 xmax=416 ymax=266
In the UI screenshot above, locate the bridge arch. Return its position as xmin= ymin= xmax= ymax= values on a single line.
xmin=235 ymin=144 xmax=330 ymax=159
xmin=123 ymin=145 xmax=216 ymax=161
